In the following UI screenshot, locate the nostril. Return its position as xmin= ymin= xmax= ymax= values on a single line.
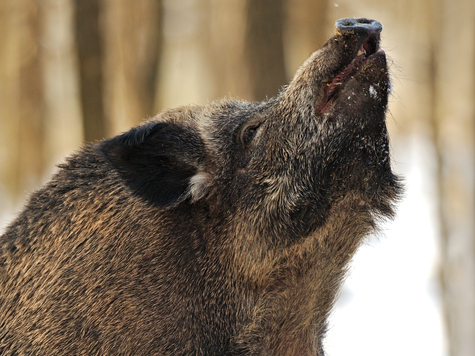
xmin=335 ymin=18 xmax=382 ymax=35
xmin=356 ymin=18 xmax=373 ymax=24
xmin=341 ymin=18 xmax=354 ymax=27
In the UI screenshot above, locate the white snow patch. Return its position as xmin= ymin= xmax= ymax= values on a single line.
xmin=369 ymin=85 xmax=378 ymax=99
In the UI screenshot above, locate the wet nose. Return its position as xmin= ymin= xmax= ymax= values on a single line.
xmin=335 ymin=18 xmax=382 ymax=35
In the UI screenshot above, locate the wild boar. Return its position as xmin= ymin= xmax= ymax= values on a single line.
xmin=0 ymin=18 xmax=401 ymax=356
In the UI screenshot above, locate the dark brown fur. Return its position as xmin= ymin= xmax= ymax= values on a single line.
xmin=0 ymin=19 xmax=401 ymax=356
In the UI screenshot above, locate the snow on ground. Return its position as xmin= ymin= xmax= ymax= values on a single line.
xmin=325 ymin=134 xmax=448 ymax=355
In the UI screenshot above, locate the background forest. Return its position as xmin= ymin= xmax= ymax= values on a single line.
xmin=1 ymin=0 xmax=474 ymax=355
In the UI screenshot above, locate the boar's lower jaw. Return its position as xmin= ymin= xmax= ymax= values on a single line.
xmin=317 ymin=34 xmax=385 ymax=114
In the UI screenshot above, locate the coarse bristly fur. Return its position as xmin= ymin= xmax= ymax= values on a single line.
xmin=0 ymin=18 xmax=401 ymax=356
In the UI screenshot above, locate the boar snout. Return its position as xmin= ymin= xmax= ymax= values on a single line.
xmin=335 ymin=17 xmax=382 ymax=35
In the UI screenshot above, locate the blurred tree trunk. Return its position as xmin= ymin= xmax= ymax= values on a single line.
xmin=102 ymin=0 xmax=163 ymax=136
xmin=158 ymin=0 xmax=287 ymax=107
xmin=207 ymin=0 xmax=251 ymax=101
xmin=284 ymin=0 xmax=329 ymax=77
xmin=156 ymin=0 xmax=215 ymax=110
xmin=207 ymin=0 xmax=289 ymax=103
xmin=433 ymin=0 xmax=475 ymax=355
xmin=245 ymin=0 xmax=287 ymax=101
xmin=75 ymin=0 xmax=106 ymax=142
xmin=40 ymin=0 xmax=83 ymax=166
xmin=0 ymin=0 xmax=45 ymax=201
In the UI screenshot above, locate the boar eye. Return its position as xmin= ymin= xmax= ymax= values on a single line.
xmin=241 ymin=123 xmax=261 ymax=146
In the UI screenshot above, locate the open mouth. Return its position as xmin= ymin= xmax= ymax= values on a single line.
xmin=317 ymin=32 xmax=384 ymax=114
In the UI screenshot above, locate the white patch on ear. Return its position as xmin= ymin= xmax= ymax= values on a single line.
xmin=189 ymin=171 xmax=210 ymax=202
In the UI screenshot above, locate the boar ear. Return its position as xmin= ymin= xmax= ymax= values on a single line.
xmin=100 ymin=122 xmax=208 ymax=207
